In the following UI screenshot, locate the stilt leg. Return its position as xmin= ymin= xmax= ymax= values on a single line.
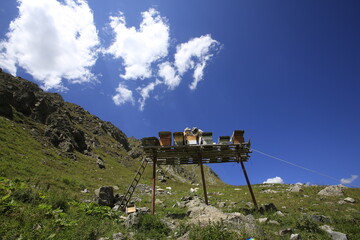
xmin=240 ymin=160 xmax=258 ymax=210
xmin=151 ymin=157 xmax=157 ymax=215
xmin=200 ymin=160 xmax=209 ymax=205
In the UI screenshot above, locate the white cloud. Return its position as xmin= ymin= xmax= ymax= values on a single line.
xmin=137 ymin=80 xmax=162 ymax=111
xmin=106 ymin=10 xmax=220 ymax=109
xmin=263 ymin=176 xmax=285 ymax=184
xmin=106 ymin=8 xmax=169 ymax=80
xmin=0 ymin=0 xmax=100 ymax=90
xmin=340 ymin=175 xmax=358 ymax=185
xmin=190 ymin=61 xmax=206 ymax=90
xmin=174 ymin=34 xmax=219 ymax=90
xmin=112 ymin=83 xmax=134 ymax=105
xmin=158 ymin=62 xmax=180 ymax=90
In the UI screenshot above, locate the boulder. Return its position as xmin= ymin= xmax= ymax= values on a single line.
xmin=320 ymin=225 xmax=348 ymax=240
xmin=95 ymin=186 xmax=115 ymax=207
xmin=318 ymin=185 xmax=345 ymax=196
xmin=343 ymin=197 xmax=355 ymax=203
xmin=310 ymin=214 xmax=331 ymax=224
xmin=125 ymin=211 xmax=143 ymax=228
xmin=186 ymin=198 xmax=263 ymax=236
xmin=288 ymin=185 xmax=303 ymax=192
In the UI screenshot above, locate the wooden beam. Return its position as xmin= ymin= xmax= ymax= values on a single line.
xmin=151 ymin=156 xmax=157 ymax=215
xmin=199 ymin=160 xmax=209 ymax=205
xmin=239 ymin=160 xmax=258 ymax=210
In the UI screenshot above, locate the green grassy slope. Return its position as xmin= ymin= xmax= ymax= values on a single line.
xmin=1 ymin=72 xmax=359 ymax=239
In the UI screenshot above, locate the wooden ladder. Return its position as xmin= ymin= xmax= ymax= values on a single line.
xmin=119 ymin=157 xmax=149 ymax=210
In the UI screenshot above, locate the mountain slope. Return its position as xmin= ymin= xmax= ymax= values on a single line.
xmin=0 ymin=69 xmax=221 ymax=195
xmin=1 ymin=70 xmax=359 ymax=240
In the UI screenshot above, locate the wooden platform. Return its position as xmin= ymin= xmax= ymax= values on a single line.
xmin=143 ymin=143 xmax=251 ymax=165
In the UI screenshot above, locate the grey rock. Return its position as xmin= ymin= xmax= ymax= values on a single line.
xmin=290 ymin=233 xmax=301 ymax=240
xmin=245 ymin=202 xmax=254 ymax=208
xmin=344 ymin=197 xmax=355 ymax=203
xmin=125 ymin=212 xmax=143 ymax=228
xmin=112 ymin=232 xmax=125 ymax=240
xmin=137 ymin=207 xmax=150 ymax=213
xmin=310 ymin=215 xmax=331 ymax=224
xmin=59 ymin=141 xmax=74 ymax=152
xmin=80 ymin=189 xmax=89 ymax=193
xmin=186 ymin=198 xmax=263 ymax=236
xmin=274 ymin=211 xmax=285 ymax=217
xmin=320 ymin=225 xmax=348 ymax=240
xmin=288 ymin=185 xmax=303 ymax=192
xmin=97 ymin=158 xmax=105 ymax=169
xmin=268 ymin=220 xmax=280 ymax=225
xmin=218 ymin=202 xmax=226 ymax=208
xmin=176 ymin=201 xmax=186 ymax=208
xmin=128 ymin=148 xmax=143 ymax=158
xmin=258 ymin=217 xmax=268 ymax=223
xmin=95 ymin=186 xmax=115 ymax=207
xmin=318 ymin=185 xmax=345 ymax=196
xmin=329 ymin=231 xmax=348 ymax=240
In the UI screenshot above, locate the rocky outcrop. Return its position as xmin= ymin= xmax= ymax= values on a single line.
xmin=0 ymin=71 xmax=130 ymax=154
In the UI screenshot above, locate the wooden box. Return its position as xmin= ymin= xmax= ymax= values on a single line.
xmin=218 ymin=136 xmax=230 ymax=145
xmin=159 ymin=131 xmax=172 ymax=146
xmin=231 ymin=130 xmax=245 ymax=144
xmin=201 ymin=132 xmax=213 ymax=145
xmin=126 ymin=205 xmax=136 ymax=214
xmin=186 ymin=135 xmax=198 ymax=145
xmin=141 ymin=137 xmax=160 ymax=146
xmin=173 ymin=132 xmax=184 ymax=146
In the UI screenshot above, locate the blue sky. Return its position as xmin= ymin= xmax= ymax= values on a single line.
xmin=1 ymin=0 xmax=359 ymax=186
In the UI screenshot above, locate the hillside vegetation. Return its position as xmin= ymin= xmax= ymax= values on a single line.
xmin=0 ymin=70 xmax=359 ymax=239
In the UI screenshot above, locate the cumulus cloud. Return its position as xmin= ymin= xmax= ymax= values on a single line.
xmin=263 ymin=176 xmax=285 ymax=184
xmin=106 ymin=9 xmax=220 ymax=109
xmin=137 ymin=80 xmax=162 ymax=111
xmin=340 ymin=175 xmax=358 ymax=185
xmin=158 ymin=62 xmax=180 ymax=90
xmin=112 ymin=83 xmax=134 ymax=106
xmin=0 ymin=3 xmax=221 ymax=110
xmin=106 ymin=8 xmax=169 ymax=80
xmin=174 ymin=35 xmax=220 ymax=90
xmin=0 ymin=0 xmax=100 ymax=90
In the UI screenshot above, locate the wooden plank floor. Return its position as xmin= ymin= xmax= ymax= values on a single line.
xmin=143 ymin=143 xmax=251 ymax=165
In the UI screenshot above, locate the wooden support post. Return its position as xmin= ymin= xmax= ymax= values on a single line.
xmin=239 ymin=159 xmax=258 ymax=210
xmin=151 ymin=156 xmax=157 ymax=215
xmin=199 ymin=160 xmax=209 ymax=205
